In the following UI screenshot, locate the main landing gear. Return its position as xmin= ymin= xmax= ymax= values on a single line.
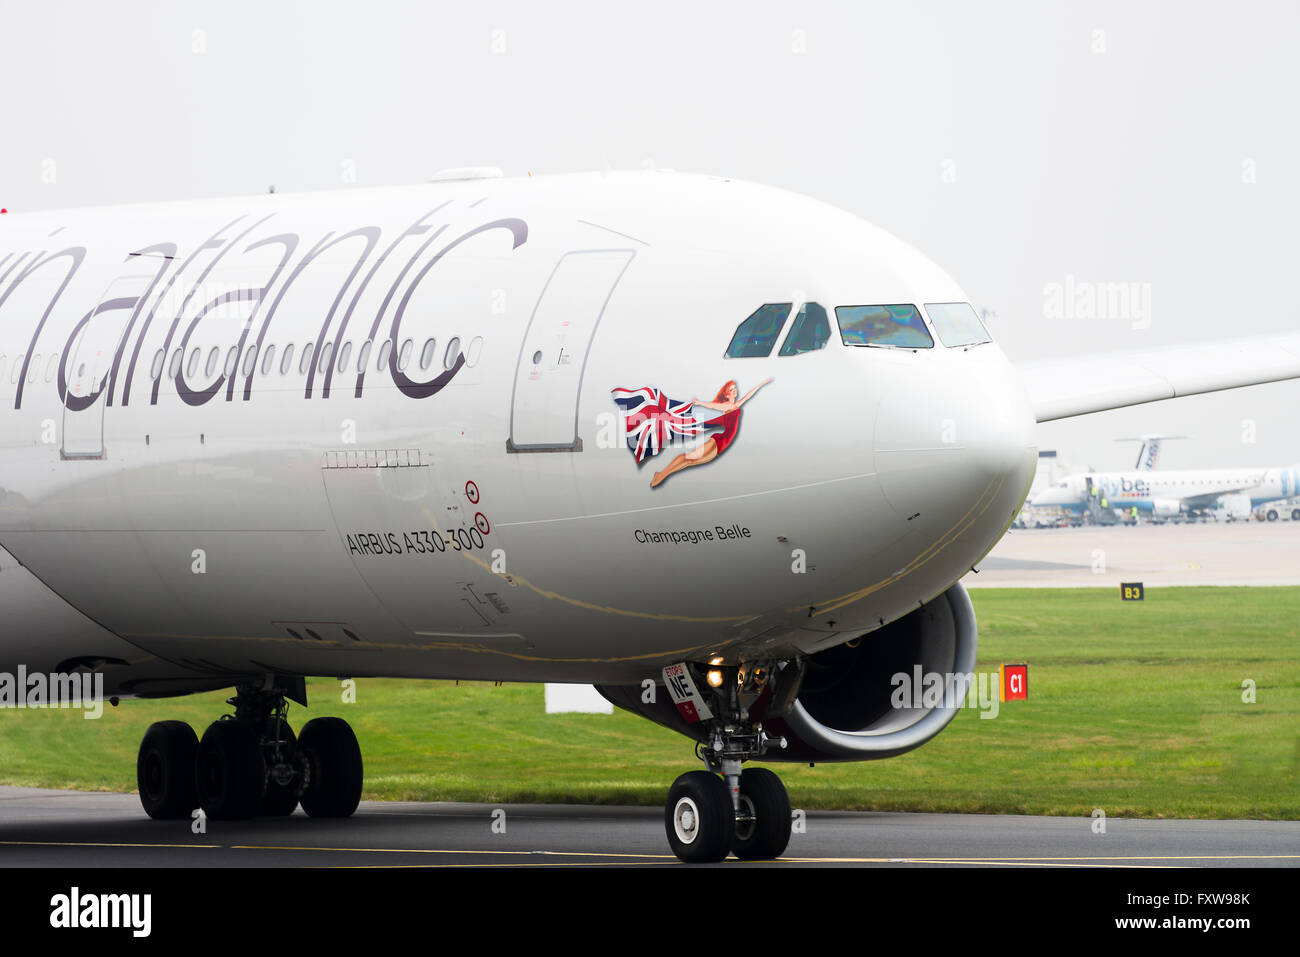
xmin=136 ymin=677 xmax=362 ymax=821
xmin=663 ymin=660 xmax=799 ymax=863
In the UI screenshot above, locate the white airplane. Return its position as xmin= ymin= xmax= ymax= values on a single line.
xmin=2 ymin=169 xmax=1298 ymax=862
xmin=1030 ymin=459 xmax=1300 ymax=519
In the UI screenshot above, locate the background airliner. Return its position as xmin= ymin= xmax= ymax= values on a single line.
xmin=2 ymin=170 xmax=1298 ymax=861
xmin=1030 ymin=448 xmax=1300 ymax=519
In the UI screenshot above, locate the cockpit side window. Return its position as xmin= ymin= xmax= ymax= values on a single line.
xmin=924 ymin=302 xmax=991 ymax=347
xmin=725 ymin=303 xmax=792 ymax=358
xmin=778 ymin=302 xmax=830 ymax=356
xmin=834 ymin=304 xmax=933 ymax=349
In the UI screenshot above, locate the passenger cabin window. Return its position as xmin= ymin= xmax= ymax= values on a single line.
xmin=725 ymin=303 xmax=791 ymax=358
xmin=924 ymin=302 xmax=991 ymax=348
xmin=778 ymin=302 xmax=830 ymax=356
xmin=835 ymin=304 xmax=933 ymax=349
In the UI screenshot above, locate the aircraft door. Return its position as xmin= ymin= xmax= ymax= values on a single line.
xmin=507 ymin=249 xmax=634 ymax=452
xmin=61 ymin=273 xmax=155 ymax=459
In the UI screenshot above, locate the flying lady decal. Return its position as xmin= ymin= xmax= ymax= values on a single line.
xmin=611 ymin=377 xmax=772 ymax=488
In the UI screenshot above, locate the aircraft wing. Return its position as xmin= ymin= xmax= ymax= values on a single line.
xmin=1181 ymin=487 xmax=1260 ymax=508
xmin=1018 ymin=333 xmax=1300 ymax=423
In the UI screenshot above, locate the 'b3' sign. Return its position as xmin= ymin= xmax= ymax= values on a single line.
xmin=1120 ymin=582 xmax=1144 ymax=601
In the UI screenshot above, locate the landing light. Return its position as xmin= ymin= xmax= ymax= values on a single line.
xmin=706 ymin=670 xmax=724 ymax=688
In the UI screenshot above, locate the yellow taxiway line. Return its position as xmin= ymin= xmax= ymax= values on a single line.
xmin=3 ymin=840 xmax=1295 ymax=867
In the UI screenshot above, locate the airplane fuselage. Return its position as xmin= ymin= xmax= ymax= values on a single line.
xmin=0 ymin=172 xmax=1036 ymax=696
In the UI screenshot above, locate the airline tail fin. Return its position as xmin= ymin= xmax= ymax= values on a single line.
xmin=1115 ymin=434 xmax=1188 ymax=470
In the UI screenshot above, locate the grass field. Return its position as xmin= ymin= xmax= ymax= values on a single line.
xmin=1 ymin=586 xmax=1297 ymax=818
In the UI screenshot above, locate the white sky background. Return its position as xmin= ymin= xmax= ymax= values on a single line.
xmin=1 ymin=0 xmax=1296 ymax=473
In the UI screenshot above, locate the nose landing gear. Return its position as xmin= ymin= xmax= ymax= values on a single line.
xmin=665 ymin=764 xmax=793 ymax=863
xmin=661 ymin=660 xmax=800 ymax=863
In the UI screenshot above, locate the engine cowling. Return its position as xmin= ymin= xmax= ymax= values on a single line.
xmin=1152 ymin=498 xmax=1181 ymax=517
xmin=596 ymin=581 xmax=979 ymax=763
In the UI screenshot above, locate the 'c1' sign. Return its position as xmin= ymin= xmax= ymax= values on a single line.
xmin=1001 ymin=664 xmax=1028 ymax=702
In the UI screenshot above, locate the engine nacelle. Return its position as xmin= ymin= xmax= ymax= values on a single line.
xmin=1152 ymin=498 xmax=1181 ymax=517
xmin=596 ymin=581 xmax=979 ymax=763
xmin=763 ymin=581 xmax=979 ymax=761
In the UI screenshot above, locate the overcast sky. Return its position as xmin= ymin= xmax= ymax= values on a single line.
xmin=2 ymin=0 xmax=1297 ymax=472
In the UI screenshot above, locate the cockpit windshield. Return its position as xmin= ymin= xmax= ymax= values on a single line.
xmin=924 ymin=302 xmax=992 ymax=348
xmin=834 ymin=304 xmax=933 ymax=349
xmin=725 ymin=303 xmax=791 ymax=358
xmin=778 ymin=302 xmax=830 ymax=356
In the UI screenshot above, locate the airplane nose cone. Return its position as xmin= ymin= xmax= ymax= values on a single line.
xmin=967 ymin=378 xmax=1037 ymax=480
xmin=873 ymin=351 xmax=1036 ymax=538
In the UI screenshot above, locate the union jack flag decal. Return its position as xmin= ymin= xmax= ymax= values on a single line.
xmin=610 ymin=386 xmax=708 ymax=464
